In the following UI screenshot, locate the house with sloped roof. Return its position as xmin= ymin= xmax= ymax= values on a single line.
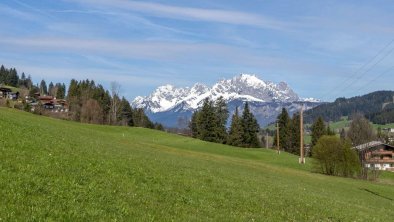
xmin=354 ymin=141 xmax=394 ymax=171
xmin=0 ymin=85 xmax=12 ymax=99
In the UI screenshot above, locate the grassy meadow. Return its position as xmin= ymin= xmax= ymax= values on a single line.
xmin=1 ymin=108 xmax=394 ymax=221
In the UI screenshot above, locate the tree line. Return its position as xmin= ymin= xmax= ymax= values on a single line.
xmin=67 ymin=79 xmax=162 ymax=129
xmin=1 ymin=65 xmax=33 ymax=89
xmin=0 ymin=64 xmax=161 ymax=130
xmin=190 ymin=97 xmax=261 ymax=148
xmin=304 ymin=91 xmax=394 ymax=124
xmin=275 ymin=107 xmax=380 ymax=179
xmin=311 ymin=113 xmax=378 ymax=179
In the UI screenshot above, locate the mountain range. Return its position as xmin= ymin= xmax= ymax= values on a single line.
xmin=132 ymin=74 xmax=321 ymax=128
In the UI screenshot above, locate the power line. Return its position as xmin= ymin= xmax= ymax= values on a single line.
xmin=354 ymin=65 xmax=394 ymax=95
xmin=320 ymin=38 xmax=394 ymax=101
xmin=340 ymin=45 xmax=394 ymax=96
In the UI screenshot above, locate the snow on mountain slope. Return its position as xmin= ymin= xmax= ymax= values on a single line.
xmin=131 ymin=74 xmax=321 ymax=127
xmin=132 ymin=74 xmax=302 ymax=113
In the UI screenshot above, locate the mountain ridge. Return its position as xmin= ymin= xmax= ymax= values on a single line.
xmin=132 ymin=74 xmax=321 ymax=127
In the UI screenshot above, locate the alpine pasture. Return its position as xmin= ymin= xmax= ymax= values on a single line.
xmin=1 ymin=108 xmax=393 ymax=221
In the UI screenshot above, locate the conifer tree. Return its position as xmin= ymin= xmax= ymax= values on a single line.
xmin=197 ymin=98 xmax=217 ymax=142
xmin=119 ymin=97 xmax=134 ymax=126
xmin=311 ymin=117 xmax=326 ymax=154
xmin=48 ymin=82 xmax=54 ymax=96
xmin=290 ymin=113 xmax=301 ymax=155
xmin=214 ymin=96 xmax=229 ymax=144
xmin=228 ymin=107 xmax=244 ymax=146
xmin=40 ymin=79 xmax=48 ymax=95
xmin=19 ymin=72 xmax=27 ymax=88
xmin=241 ymin=102 xmax=260 ymax=147
xmin=189 ymin=111 xmax=200 ymax=138
xmin=9 ymin=68 xmax=19 ymax=87
xmin=133 ymin=108 xmax=154 ymax=128
xmin=274 ymin=108 xmax=291 ymax=150
xmin=0 ymin=65 xmax=5 ymax=84
xmin=55 ymin=83 xmax=66 ymax=99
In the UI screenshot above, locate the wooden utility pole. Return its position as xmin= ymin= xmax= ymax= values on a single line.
xmin=299 ymin=106 xmax=305 ymax=164
xmin=265 ymin=132 xmax=269 ymax=149
xmin=276 ymin=122 xmax=280 ymax=154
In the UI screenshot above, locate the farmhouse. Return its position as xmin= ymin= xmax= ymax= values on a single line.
xmin=30 ymin=95 xmax=69 ymax=112
xmin=383 ymin=128 xmax=394 ymax=133
xmin=354 ymin=141 xmax=394 ymax=171
xmin=0 ymin=86 xmax=12 ymax=98
xmin=0 ymin=85 xmax=20 ymax=100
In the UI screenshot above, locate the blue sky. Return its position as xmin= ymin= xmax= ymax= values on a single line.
xmin=1 ymin=0 xmax=394 ymax=101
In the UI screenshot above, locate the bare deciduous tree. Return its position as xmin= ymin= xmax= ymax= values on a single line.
xmin=110 ymin=81 xmax=121 ymax=125
xmin=81 ymin=99 xmax=103 ymax=124
xmin=347 ymin=113 xmax=376 ymax=146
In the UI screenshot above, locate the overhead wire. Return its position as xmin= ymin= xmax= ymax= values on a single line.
xmin=320 ymin=38 xmax=394 ymax=101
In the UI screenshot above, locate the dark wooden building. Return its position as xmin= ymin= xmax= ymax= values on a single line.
xmin=354 ymin=141 xmax=394 ymax=171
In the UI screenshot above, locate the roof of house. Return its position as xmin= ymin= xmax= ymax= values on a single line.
xmin=0 ymin=87 xmax=12 ymax=92
xmin=38 ymin=96 xmax=54 ymax=100
xmin=353 ymin=141 xmax=394 ymax=151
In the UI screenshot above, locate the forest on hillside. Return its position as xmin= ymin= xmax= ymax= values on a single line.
xmin=0 ymin=64 xmax=161 ymax=130
xmin=304 ymin=91 xmax=394 ymax=124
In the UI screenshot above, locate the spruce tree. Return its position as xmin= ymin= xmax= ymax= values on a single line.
xmin=119 ymin=97 xmax=134 ymax=126
xmin=133 ymin=108 xmax=154 ymax=128
xmin=19 ymin=72 xmax=26 ymax=88
xmin=9 ymin=68 xmax=19 ymax=87
xmin=274 ymin=108 xmax=291 ymax=151
xmin=40 ymin=79 xmax=48 ymax=95
xmin=197 ymin=98 xmax=217 ymax=142
xmin=290 ymin=113 xmax=301 ymax=155
xmin=189 ymin=111 xmax=200 ymax=138
xmin=48 ymin=82 xmax=54 ymax=96
xmin=214 ymin=96 xmax=229 ymax=144
xmin=228 ymin=107 xmax=243 ymax=146
xmin=0 ymin=65 xmax=5 ymax=84
xmin=241 ymin=102 xmax=260 ymax=147
xmin=311 ymin=117 xmax=326 ymax=153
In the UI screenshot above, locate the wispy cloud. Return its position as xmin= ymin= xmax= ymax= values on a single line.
xmin=0 ymin=3 xmax=39 ymax=21
xmin=0 ymin=37 xmax=237 ymax=60
xmin=66 ymin=0 xmax=290 ymax=30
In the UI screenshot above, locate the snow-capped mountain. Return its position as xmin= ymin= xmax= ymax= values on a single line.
xmin=132 ymin=74 xmax=321 ymax=127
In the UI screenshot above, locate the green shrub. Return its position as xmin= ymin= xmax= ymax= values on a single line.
xmin=312 ymin=136 xmax=360 ymax=177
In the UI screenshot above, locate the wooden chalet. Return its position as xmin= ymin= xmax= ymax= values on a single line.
xmin=354 ymin=141 xmax=394 ymax=171
xmin=0 ymin=86 xmax=19 ymax=100
xmin=0 ymin=86 xmax=12 ymax=98
xmin=31 ymin=95 xmax=69 ymax=112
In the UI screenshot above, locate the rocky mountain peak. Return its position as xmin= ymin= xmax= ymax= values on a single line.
xmin=132 ymin=74 xmax=307 ymax=113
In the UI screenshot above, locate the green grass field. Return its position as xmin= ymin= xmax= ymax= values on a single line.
xmin=1 ymin=108 xmax=394 ymax=221
xmin=328 ymin=116 xmax=394 ymax=132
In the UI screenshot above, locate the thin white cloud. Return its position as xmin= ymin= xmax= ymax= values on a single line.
xmin=0 ymin=3 xmax=39 ymax=21
xmin=0 ymin=36 xmax=290 ymax=66
xmin=66 ymin=0 xmax=289 ymax=30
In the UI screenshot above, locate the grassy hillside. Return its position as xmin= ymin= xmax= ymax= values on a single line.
xmin=304 ymin=91 xmax=394 ymax=123
xmin=1 ymin=108 xmax=394 ymax=221
xmin=328 ymin=116 xmax=394 ymax=132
